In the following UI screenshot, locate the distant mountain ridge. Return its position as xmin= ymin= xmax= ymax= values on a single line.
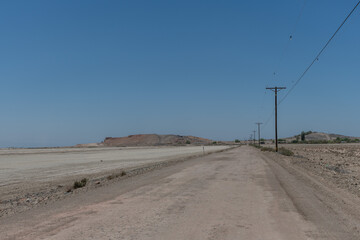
xmin=75 ymin=134 xmax=214 ymax=147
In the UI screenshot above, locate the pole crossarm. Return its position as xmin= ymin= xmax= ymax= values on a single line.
xmin=266 ymin=87 xmax=286 ymax=92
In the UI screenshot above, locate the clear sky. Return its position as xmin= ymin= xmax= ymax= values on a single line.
xmin=0 ymin=0 xmax=359 ymax=147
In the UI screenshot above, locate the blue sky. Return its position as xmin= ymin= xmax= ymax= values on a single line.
xmin=0 ymin=0 xmax=359 ymax=147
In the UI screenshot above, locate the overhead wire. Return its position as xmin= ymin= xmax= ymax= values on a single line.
xmin=257 ymin=90 xmax=267 ymax=120
xmin=261 ymin=0 xmax=307 ymax=133
xmin=273 ymin=0 xmax=307 ymax=82
xmin=263 ymin=109 xmax=275 ymax=129
xmin=279 ymin=0 xmax=360 ymax=105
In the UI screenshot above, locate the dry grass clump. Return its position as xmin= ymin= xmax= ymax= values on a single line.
xmin=73 ymin=178 xmax=88 ymax=189
xmin=258 ymin=146 xmax=294 ymax=156
xmin=107 ymin=171 xmax=127 ymax=180
xmin=278 ymin=147 xmax=294 ymax=156
xmin=261 ymin=147 xmax=275 ymax=152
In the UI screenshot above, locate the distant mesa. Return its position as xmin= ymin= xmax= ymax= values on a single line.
xmin=75 ymin=134 xmax=215 ymax=147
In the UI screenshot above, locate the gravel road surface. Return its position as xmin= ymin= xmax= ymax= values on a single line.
xmin=2 ymin=146 xmax=360 ymax=239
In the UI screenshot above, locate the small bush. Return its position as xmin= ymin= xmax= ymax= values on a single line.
xmin=186 ymin=140 xmax=191 ymax=144
xmin=261 ymin=147 xmax=275 ymax=152
xmin=278 ymin=147 xmax=294 ymax=156
xmin=73 ymin=178 xmax=88 ymax=189
xmin=235 ymin=139 xmax=240 ymax=143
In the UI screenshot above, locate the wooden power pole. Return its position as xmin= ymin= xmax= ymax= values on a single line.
xmin=266 ymin=87 xmax=286 ymax=152
xmin=252 ymin=130 xmax=256 ymax=145
xmin=255 ymin=122 xmax=262 ymax=146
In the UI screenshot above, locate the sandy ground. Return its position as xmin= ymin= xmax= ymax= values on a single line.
xmin=0 ymin=146 xmax=229 ymax=217
xmin=2 ymin=146 xmax=360 ymax=239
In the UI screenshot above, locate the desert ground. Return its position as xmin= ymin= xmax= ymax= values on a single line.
xmin=0 ymin=145 xmax=230 ymax=217
xmin=2 ymin=145 xmax=360 ymax=239
xmin=281 ymin=143 xmax=360 ymax=197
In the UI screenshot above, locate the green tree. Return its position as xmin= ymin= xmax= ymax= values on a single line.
xmin=301 ymin=131 xmax=305 ymax=141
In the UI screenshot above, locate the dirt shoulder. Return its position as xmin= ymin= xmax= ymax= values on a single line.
xmin=280 ymin=144 xmax=360 ymax=197
xmin=258 ymin=146 xmax=360 ymax=238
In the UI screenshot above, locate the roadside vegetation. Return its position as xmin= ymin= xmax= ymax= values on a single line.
xmin=250 ymin=144 xmax=294 ymax=157
xmin=107 ymin=170 xmax=127 ymax=180
xmin=278 ymin=147 xmax=294 ymax=156
xmin=291 ymin=137 xmax=360 ymax=144
xmin=73 ymin=178 xmax=88 ymax=189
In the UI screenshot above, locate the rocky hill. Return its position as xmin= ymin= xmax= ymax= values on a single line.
xmin=285 ymin=132 xmax=360 ymax=142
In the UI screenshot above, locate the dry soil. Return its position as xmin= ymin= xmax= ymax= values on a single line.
xmin=1 ymin=146 xmax=360 ymax=239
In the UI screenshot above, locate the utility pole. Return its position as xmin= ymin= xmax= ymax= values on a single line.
xmin=266 ymin=87 xmax=286 ymax=152
xmin=252 ymin=130 xmax=256 ymax=145
xmin=255 ymin=122 xmax=262 ymax=146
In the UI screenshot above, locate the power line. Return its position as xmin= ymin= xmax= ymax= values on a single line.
xmin=273 ymin=0 xmax=307 ymax=81
xmin=261 ymin=0 xmax=307 ymax=135
xmin=261 ymin=1 xmax=359 ymax=139
xmin=257 ymin=90 xmax=267 ymax=121
xmin=263 ymin=108 xmax=275 ymax=129
xmin=279 ymin=0 xmax=360 ymax=105
xmin=291 ymin=0 xmax=307 ymax=37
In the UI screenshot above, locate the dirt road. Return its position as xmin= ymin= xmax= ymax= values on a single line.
xmin=2 ymin=146 xmax=360 ymax=239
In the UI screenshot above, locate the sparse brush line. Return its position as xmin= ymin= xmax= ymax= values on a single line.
xmin=249 ymin=143 xmax=294 ymax=156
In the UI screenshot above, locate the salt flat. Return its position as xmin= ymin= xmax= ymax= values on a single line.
xmin=0 ymin=146 xmax=229 ymax=188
